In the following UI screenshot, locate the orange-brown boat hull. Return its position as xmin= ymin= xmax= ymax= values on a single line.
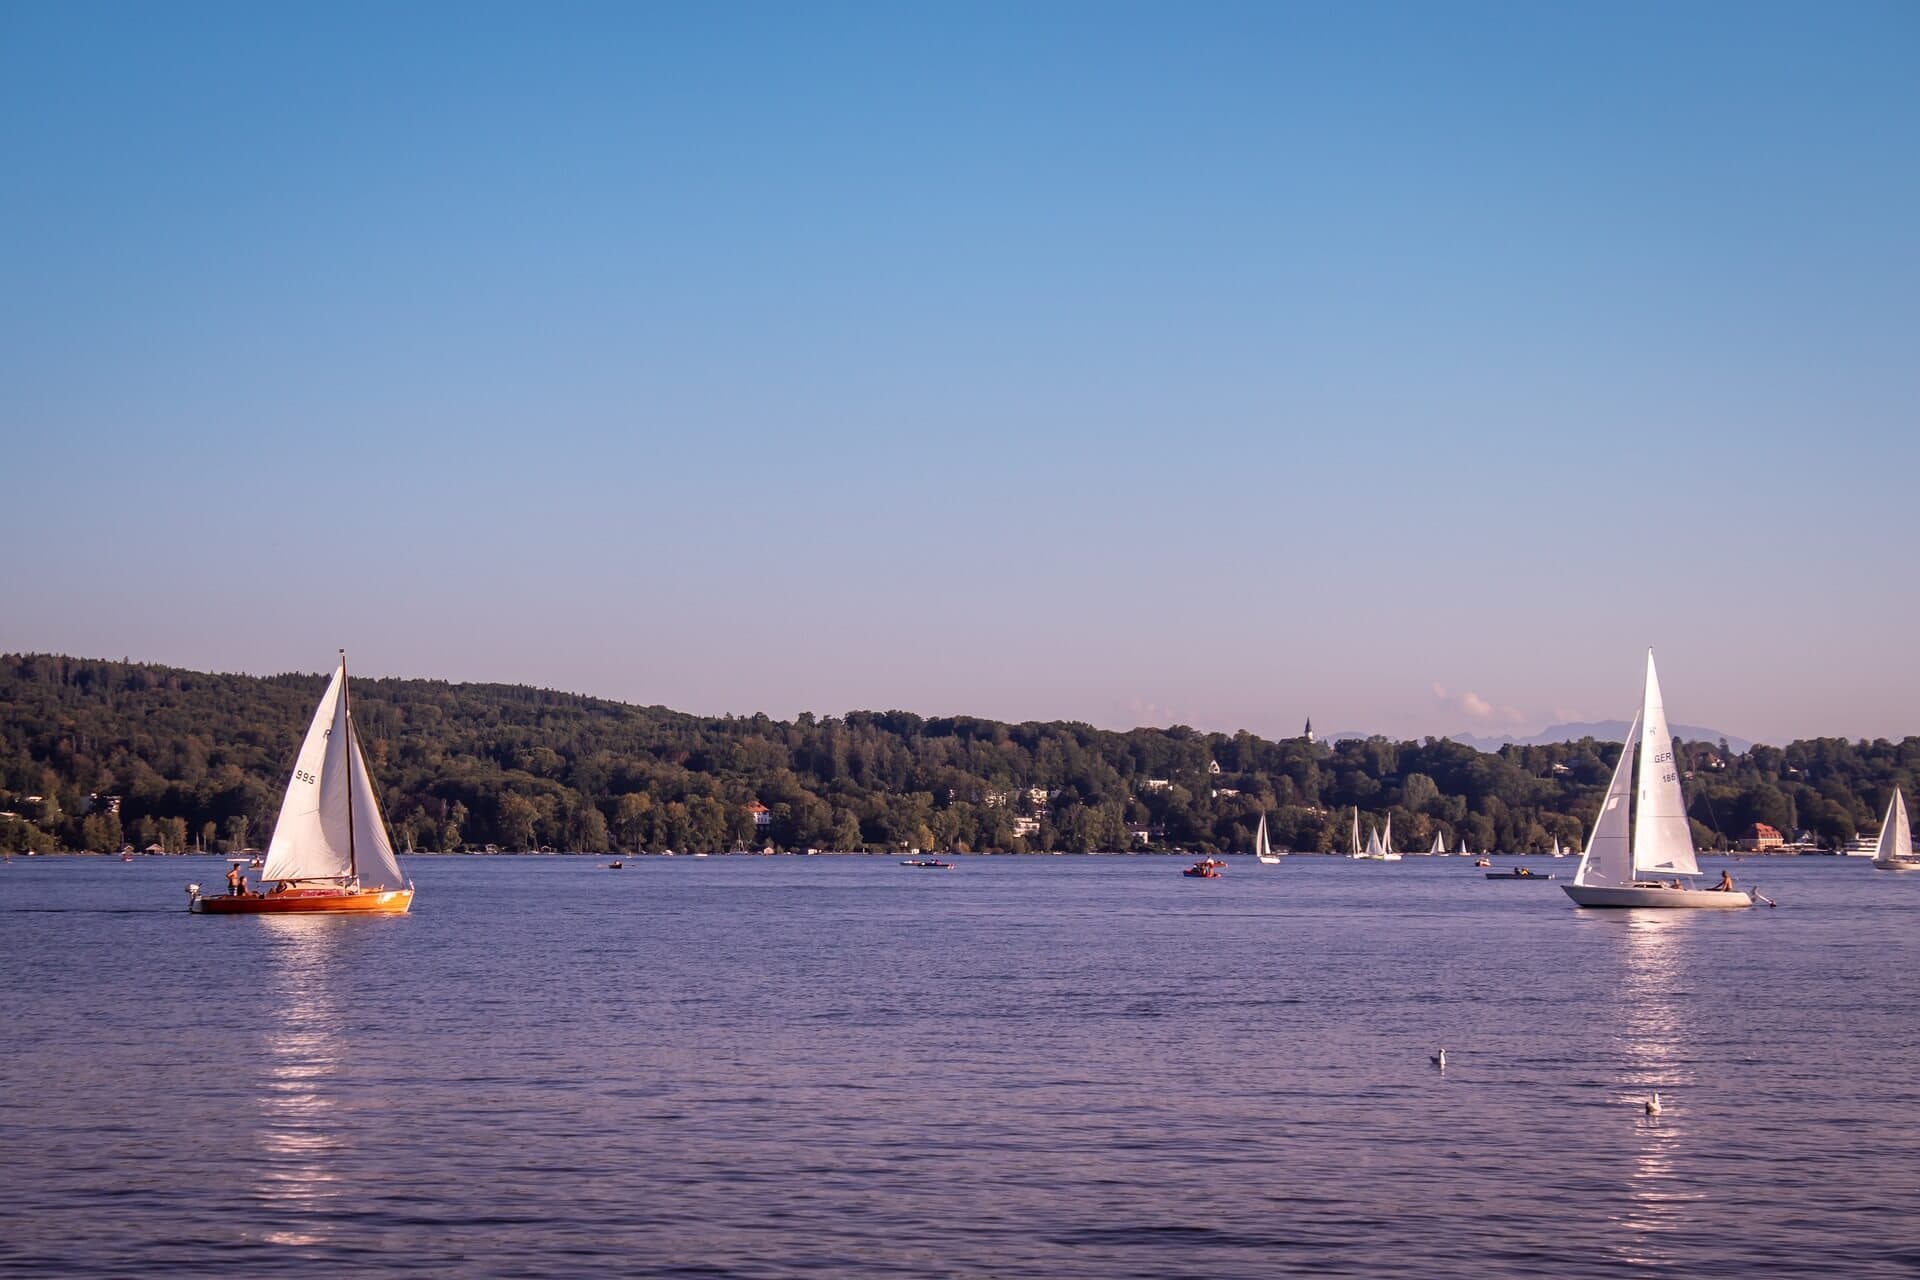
xmin=190 ymin=887 xmax=414 ymax=915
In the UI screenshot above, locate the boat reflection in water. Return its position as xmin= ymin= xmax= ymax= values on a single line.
xmin=1609 ymin=911 xmax=1705 ymax=1269
xmin=256 ymin=916 xmax=349 ymax=1247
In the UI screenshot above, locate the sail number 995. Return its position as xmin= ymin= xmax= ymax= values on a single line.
xmin=294 ymin=769 xmax=317 ymax=785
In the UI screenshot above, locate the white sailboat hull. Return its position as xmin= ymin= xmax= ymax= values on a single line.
xmin=1256 ymin=855 xmax=1282 ymax=864
xmin=1562 ymin=883 xmax=1753 ymax=909
xmin=1872 ymin=858 xmax=1920 ymax=872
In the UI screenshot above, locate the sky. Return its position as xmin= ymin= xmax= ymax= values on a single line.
xmin=2 ymin=1 xmax=1916 ymax=745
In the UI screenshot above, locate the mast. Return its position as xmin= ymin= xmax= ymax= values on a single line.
xmin=341 ymin=648 xmax=356 ymax=881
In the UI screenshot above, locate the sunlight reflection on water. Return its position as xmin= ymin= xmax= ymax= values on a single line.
xmin=3 ymin=855 xmax=1917 ymax=1278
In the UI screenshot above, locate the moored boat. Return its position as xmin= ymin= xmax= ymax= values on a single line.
xmin=1563 ymin=651 xmax=1752 ymax=910
xmin=188 ymin=651 xmax=414 ymax=916
xmin=901 ymin=857 xmax=955 ymax=869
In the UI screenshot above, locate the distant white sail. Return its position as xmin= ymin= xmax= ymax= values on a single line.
xmin=1429 ymin=832 xmax=1445 ymax=856
xmin=1383 ymin=814 xmax=1394 ymax=855
xmin=1575 ymin=712 xmax=1640 ymax=889
xmin=1255 ymin=813 xmax=1270 ymax=858
xmin=1351 ymin=807 xmax=1362 ymax=856
xmin=260 ymin=660 xmax=407 ymax=890
xmin=1633 ymin=650 xmax=1700 ymax=878
xmin=1364 ymin=824 xmax=1385 ymax=858
xmin=1875 ymin=789 xmax=1913 ymax=864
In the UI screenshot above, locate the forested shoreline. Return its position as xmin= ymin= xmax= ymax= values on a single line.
xmin=2 ymin=653 xmax=1913 ymax=856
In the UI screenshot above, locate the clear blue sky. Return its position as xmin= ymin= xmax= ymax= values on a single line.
xmin=3 ymin=1 xmax=1915 ymax=744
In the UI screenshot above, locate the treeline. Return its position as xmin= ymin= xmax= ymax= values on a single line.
xmin=2 ymin=653 xmax=1915 ymax=856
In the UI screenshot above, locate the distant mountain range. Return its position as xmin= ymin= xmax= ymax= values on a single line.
xmin=1325 ymin=722 xmax=1754 ymax=753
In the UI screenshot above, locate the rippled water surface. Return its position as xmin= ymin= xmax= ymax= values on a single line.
xmin=4 ymin=854 xmax=1918 ymax=1278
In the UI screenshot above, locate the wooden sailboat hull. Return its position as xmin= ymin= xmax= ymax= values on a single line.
xmin=190 ymin=887 xmax=414 ymax=915
xmin=1561 ymin=884 xmax=1751 ymax=909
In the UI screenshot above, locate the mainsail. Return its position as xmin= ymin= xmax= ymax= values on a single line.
xmin=1575 ymin=712 xmax=1640 ymax=889
xmin=260 ymin=659 xmax=408 ymax=890
xmin=1633 ymin=650 xmax=1700 ymax=878
xmin=1254 ymin=813 xmax=1271 ymax=858
xmin=1877 ymin=789 xmax=1913 ymax=863
xmin=1351 ymin=808 xmax=1362 ymax=856
xmin=1429 ymin=832 xmax=1445 ymax=855
xmin=1364 ymin=824 xmax=1385 ymax=858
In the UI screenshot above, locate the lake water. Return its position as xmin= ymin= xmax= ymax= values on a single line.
xmin=3 ymin=854 xmax=1917 ymax=1278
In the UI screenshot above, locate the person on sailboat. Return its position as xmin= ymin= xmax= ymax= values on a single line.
xmin=1714 ymin=869 xmax=1736 ymax=892
xmin=226 ymin=864 xmax=246 ymax=897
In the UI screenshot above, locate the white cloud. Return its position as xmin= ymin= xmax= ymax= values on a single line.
xmin=1432 ymin=682 xmax=1527 ymax=727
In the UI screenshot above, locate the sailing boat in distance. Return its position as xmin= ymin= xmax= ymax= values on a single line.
xmin=1563 ymin=650 xmax=1751 ymax=909
xmin=1254 ymin=812 xmax=1283 ymax=863
xmin=1871 ymin=789 xmax=1918 ymax=871
xmin=1359 ymin=815 xmax=1402 ymax=861
xmin=189 ymin=651 xmax=415 ymax=914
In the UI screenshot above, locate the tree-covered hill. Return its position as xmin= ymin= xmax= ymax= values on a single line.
xmin=2 ymin=653 xmax=1914 ymax=856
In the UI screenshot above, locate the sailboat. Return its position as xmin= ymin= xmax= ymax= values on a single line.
xmin=1871 ymin=789 xmax=1918 ymax=871
xmin=1359 ymin=815 xmax=1402 ymax=861
xmin=188 ymin=652 xmax=415 ymax=914
xmin=1425 ymin=832 xmax=1445 ymax=857
xmin=1348 ymin=807 xmax=1363 ymax=858
xmin=1254 ymin=812 xmax=1283 ymax=864
xmin=1550 ymin=836 xmax=1567 ymax=858
xmin=1564 ymin=650 xmax=1751 ymax=909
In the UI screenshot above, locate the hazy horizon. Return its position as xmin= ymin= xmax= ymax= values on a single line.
xmin=4 ymin=2 xmax=1915 ymax=745
xmin=0 ymin=643 xmax=1887 ymax=752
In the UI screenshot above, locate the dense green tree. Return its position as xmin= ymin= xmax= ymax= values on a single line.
xmin=2 ymin=652 xmax=1912 ymax=858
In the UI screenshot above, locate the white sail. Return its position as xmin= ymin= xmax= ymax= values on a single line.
xmin=1876 ymin=789 xmax=1913 ymax=863
xmin=1457 ymin=836 xmax=1467 ymax=855
xmin=1575 ymin=712 xmax=1639 ymax=889
xmin=1351 ymin=807 xmax=1362 ymax=856
xmin=1255 ymin=813 xmax=1270 ymax=858
xmin=1364 ymin=824 xmax=1385 ymax=858
xmin=260 ymin=659 xmax=407 ymax=890
xmin=347 ymin=722 xmax=407 ymax=889
xmin=1429 ymin=832 xmax=1445 ymax=855
xmin=1632 ymin=650 xmax=1700 ymax=878
xmin=1383 ymin=814 xmax=1394 ymax=855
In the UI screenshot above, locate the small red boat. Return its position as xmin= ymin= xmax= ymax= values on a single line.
xmin=1182 ymin=861 xmax=1220 ymax=878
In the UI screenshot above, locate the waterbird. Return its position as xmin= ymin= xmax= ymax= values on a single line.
xmin=1645 ymin=1093 xmax=1662 ymax=1116
xmin=1430 ymin=1048 xmax=1446 ymax=1069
